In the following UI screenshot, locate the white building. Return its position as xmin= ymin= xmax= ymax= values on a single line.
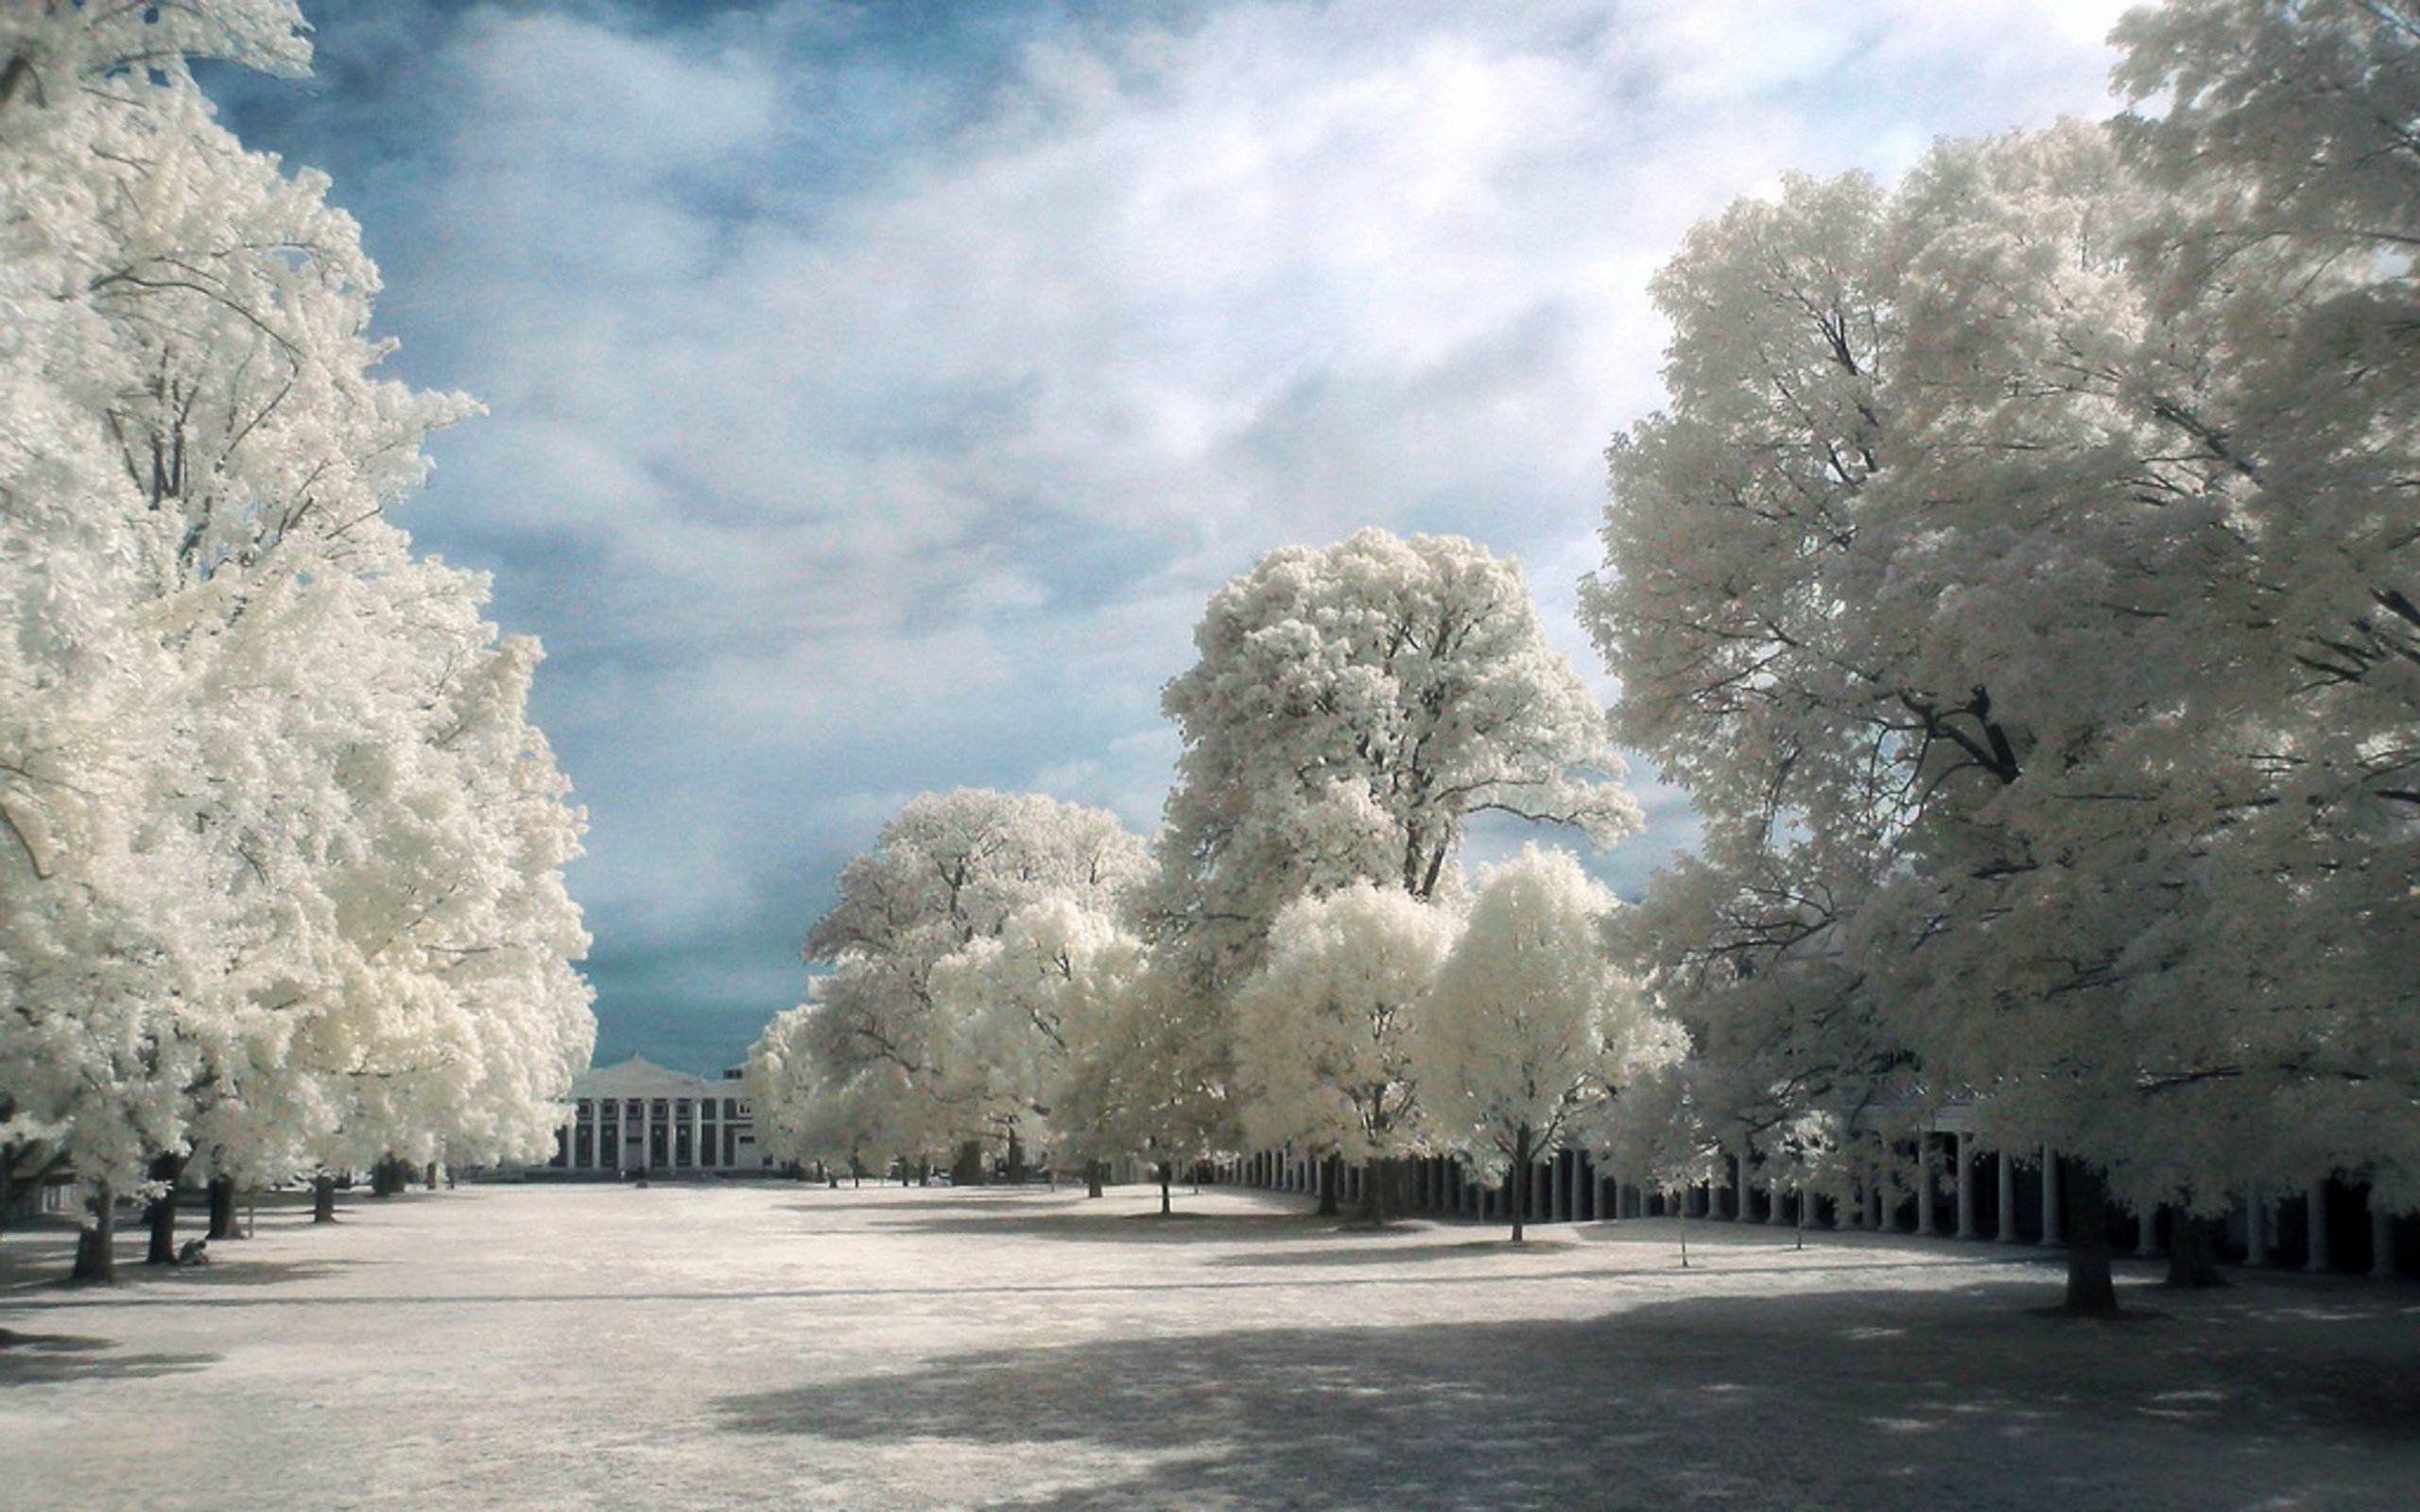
xmin=548 ymin=1055 xmax=775 ymax=1177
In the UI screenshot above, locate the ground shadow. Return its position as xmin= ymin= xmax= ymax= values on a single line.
xmin=717 ymin=1279 xmax=2420 ymax=1512
xmin=0 ymin=1329 xmax=216 ymax=1385
xmin=1208 ymin=1236 xmax=1542 ymax=1269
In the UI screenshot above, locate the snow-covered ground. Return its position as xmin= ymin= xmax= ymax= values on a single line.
xmin=4 ymin=1180 xmax=2416 ymax=1510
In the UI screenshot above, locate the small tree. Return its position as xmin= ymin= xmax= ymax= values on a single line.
xmin=1413 ymin=848 xmax=1675 ymax=1242
xmin=1233 ymin=883 xmax=1457 ymax=1223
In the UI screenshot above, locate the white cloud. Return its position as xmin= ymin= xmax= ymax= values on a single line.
xmin=332 ymin=0 xmax=2138 ymax=1055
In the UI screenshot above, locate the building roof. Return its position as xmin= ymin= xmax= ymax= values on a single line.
xmin=571 ymin=1054 xmax=729 ymax=1098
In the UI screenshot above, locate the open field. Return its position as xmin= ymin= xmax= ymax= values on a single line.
xmin=5 ymin=1180 xmax=2418 ymax=1510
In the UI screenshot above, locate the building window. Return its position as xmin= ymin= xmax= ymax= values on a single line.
xmin=574 ymin=1125 xmax=594 ymax=1167
xmin=626 ymin=1099 xmax=642 ymax=1120
xmin=724 ymin=1098 xmax=739 ymax=1121
xmin=576 ymin=1098 xmax=593 ymax=1122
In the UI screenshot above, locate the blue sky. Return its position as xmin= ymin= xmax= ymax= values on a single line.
xmin=204 ymin=0 xmax=2138 ymax=1073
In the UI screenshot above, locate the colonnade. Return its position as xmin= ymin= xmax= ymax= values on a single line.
xmin=1212 ymin=1138 xmax=2411 ymax=1278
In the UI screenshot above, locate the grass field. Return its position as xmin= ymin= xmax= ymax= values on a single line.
xmin=5 ymin=1179 xmax=2417 ymax=1510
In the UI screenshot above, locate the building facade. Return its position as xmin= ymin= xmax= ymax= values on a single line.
xmin=547 ymin=1055 xmax=774 ymax=1177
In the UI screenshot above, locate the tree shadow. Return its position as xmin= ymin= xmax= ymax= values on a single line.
xmin=0 ymin=1329 xmax=216 ymax=1385
xmin=1208 ymin=1236 xmax=1537 ymax=1268
xmin=716 ymin=1280 xmax=2420 ymax=1511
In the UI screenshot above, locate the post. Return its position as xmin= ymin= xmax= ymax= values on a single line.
xmin=2039 ymin=1146 xmax=2064 ymax=1246
xmin=2307 ymin=1180 xmax=2332 ymax=1273
xmin=1955 ymin=1132 xmax=1976 ymax=1240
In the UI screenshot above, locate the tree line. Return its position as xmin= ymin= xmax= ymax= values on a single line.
xmin=753 ymin=0 xmax=2420 ymax=1313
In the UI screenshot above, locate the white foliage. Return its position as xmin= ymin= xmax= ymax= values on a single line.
xmin=1231 ymin=882 xmax=1458 ymax=1165
xmin=1148 ymin=527 xmax=1640 ymax=996
xmin=1412 ymin=847 xmax=1673 ymax=1181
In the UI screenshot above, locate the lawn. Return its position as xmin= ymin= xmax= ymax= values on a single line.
xmin=4 ymin=1180 xmax=2416 ymax=1510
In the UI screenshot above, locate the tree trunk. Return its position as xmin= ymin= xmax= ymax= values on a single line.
xmin=1511 ymin=1125 xmax=1533 ymax=1243
xmin=2062 ymin=1159 xmax=2120 ymax=1315
xmin=143 ymin=1152 xmax=188 ymax=1265
xmin=1361 ymin=1155 xmax=1391 ymax=1225
xmin=2166 ymin=1211 xmax=2229 ymax=1289
xmin=950 ymin=1140 xmax=983 ymax=1187
xmin=71 ymin=1184 xmax=115 ymax=1284
xmin=1006 ymin=1131 xmax=1026 ymax=1185
xmin=424 ymin=1160 xmax=440 ymax=1190
xmin=1085 ymin=1158 xmax=1104 ymax=1199
xmin=372 ymin=1156 xmax=410 ymax=1197
xmin=207 ymin=1176 xmax=240 ymax=1240
xmin=1317 ymin=1153 xmax=1340 ymax=1217
xmin=1159 ymin=1160 xmax=1173 ymax=1216
xmin=313 ymin=1174 xmax=337 ymax=1224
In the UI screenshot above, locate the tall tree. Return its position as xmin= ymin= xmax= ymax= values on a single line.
xmin=1590 ymin=24 xmax=2420 ymax=1305
xmin=0 ymin=1 xmax=592 ymax=1277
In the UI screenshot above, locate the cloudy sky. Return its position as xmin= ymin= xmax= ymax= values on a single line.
xmin=206 ymin=0 xmax=2139 ymax=1073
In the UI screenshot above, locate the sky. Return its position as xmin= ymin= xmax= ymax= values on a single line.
xmin=201 ymin=0 xmax=2143 ymax=1074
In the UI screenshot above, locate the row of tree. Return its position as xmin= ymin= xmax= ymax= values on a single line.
xmin=0 ymin=4 xmax=595 ymax=1280
xmin=747 ymin=533 xmax=1669 ymax=1234
xmin=755 ymin=1 xmax=2420 ymax=1313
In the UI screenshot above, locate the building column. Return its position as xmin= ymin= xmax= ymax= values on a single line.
xmin=2136 ymin=1208 xmax=2160 ymax=1259
xmin=1767 ymin=1173 xmax=1789 ymax=1228
xmin=1997 ymin=1152 xmax=2020 ymax=1243
xmin=2373 ymin=1205 xmax=2397 ymax=1280
xmin=1916 ymin=1138 xmax=1938 ymax=1237
xmin=1955 ymin=1133 xmax=1976 ymax=1240
xmin=2247 ymin=1182 xmax=2270 ymax=1266
xmin=2039 ymin=1146 xmax=2065 ymax=1246
xmin=2307 ymin=1180 xmax=2333 ymax=1273
xmin=1735 ymin=1153 xmax=1754 ymax=1224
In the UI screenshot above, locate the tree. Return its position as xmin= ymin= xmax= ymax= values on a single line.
xmin=789 ymin=790 xmax=1151 ymax=1174
xmin=1232 ymin=882 xmax=1458 ymax=1222
xmin=1413 ymin=847 xmax=1673 ymax=1243
xmin=1052 ymin=963 xmax=1229 ymax=1216
xmin=1589 ymin=13 xmax=2420 ymax=1307
xmin=1145 ymin=529 xmax=1640 ymax=1002
xmin=928 ymin=895 xmax=1151 ymax=1194
xmin=0 ymin=1 xmax=592 ymax=1279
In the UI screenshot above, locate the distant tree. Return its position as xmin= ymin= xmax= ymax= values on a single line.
xmin=1232 ymin=883 xmax=1459 ymax=1222
xmin=929 ymin=895 xmax=1150 ymax=1194
xmin=790 ymin=790 xmax=1150 ymax=1173
xmin=1413 ymin=848 xmax=1673 ymax=1243
xmin=1053 ymin=964 xmax=1229 ymax=1215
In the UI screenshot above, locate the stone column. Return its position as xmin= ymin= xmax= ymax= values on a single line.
xmin=1735 ymin=1154 xmax=1754 ymax=1224
xmin=2307 ymin=1180 xmax=2333 ymax=1273
xmin=2373 ymin=1205 xmax=2396 ymax=1280
xmin=1997 ymin=1151 xmax=2020 ymax=1243
xmin=2136 ymin=1208 xmax=2160 ymax=1259
xmin=2246 ymin=1182 xmax=2270 ymax=1266
xmin=1767 ymin=1173 xmax=1789 ymax=1228
xmin=1916 ymin=1138 xmax=1938 ymax=1237
xmin=2039 ymin=1146 xmax=2065 ymax=1247
xmin=1956 ymin=1133 xmax=1976 ymax=1240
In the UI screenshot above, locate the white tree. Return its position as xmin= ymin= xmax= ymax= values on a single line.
xmin=1413 ymin=847 xmax=1672 ymax=1242
xmin=793 ymin=789 xmax=1151 ymax=1178
xmin=928 ymin=894 xmax=1150 ymax=1194
xmin=1590 ymin=12 xmax=2420 ymax=1308
xmin=1146 ymin=529 xmax=1640 ymax=999
xmin=0 ymin=1 xmax=592 ymax=1277
xmin=1231 ymin=882 xmax=1459 ymax=1220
